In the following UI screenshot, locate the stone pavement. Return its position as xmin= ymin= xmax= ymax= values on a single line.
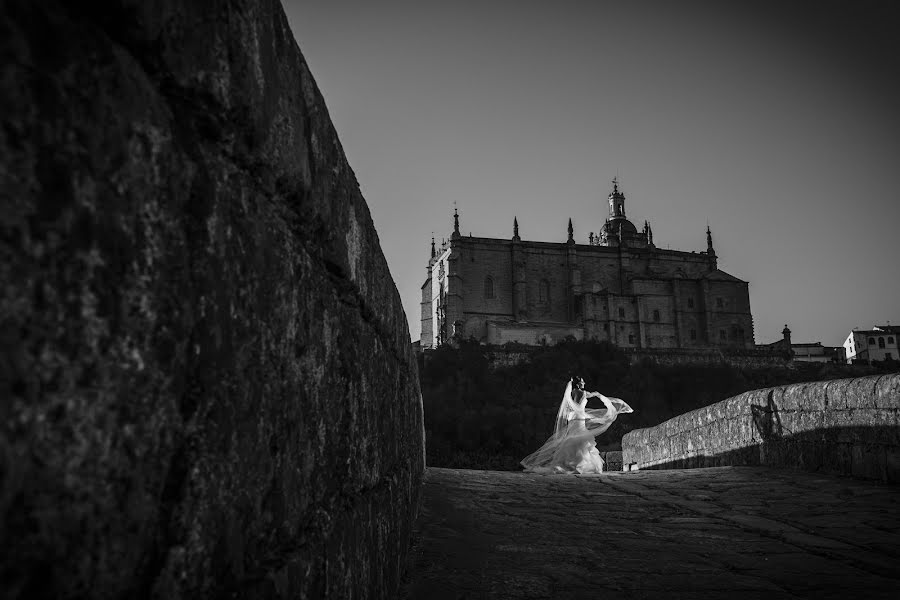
xmin=400 ymin=467 xmax=900 ymax=599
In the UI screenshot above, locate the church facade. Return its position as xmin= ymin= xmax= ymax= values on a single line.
xmin=420 ymin=180 xmax=755 ymax=351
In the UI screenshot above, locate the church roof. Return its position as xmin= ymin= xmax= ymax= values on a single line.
xmin=603 ymin=218 xmax=638 ymax=235
xmin=701 ymin=269 xmax=746 ymax=283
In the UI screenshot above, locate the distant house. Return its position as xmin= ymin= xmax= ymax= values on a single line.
xmin=843 ymin=326 xmax=900 ymax=364
xmin=761 ymin=325 xmax=845 ymax=363
xmin=790 ymin=342 xmax=845 ymax=364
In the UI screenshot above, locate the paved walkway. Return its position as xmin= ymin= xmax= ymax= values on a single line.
xmin=400 ymin=467 xmax=900 ymax=599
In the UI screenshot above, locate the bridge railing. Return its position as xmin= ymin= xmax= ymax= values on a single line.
xmin=621 ymin=374 xmax=900 ymax=482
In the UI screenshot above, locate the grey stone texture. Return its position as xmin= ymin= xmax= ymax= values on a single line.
xmin=484 ymin=346 xmax=792 ymax=372
xmin=622 ymin=374 xmax=900 ymax=482
xmin=0 ymin=1 xmax=424 ymax=598
xmin=402 ymin=467 xmax=900 ymax=599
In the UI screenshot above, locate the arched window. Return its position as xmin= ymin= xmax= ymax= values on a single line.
xmin=869 ymin=337 xmax=876 ymax=345
xmin=889 ymin=337 xmax=895 ymax=344
xmin=484 ymin=276 xmax=494 ymax=299
xmin=652 ymin=309 xmax=660 ymax=322
xmin=879 ymin=337 xmax=886 ymax=349
xmin=539 ymin=279 xmax=550 ymax=303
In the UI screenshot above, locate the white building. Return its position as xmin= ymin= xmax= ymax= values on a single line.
xmin=791 ymin=342 xmax=845 ymax=363
xmin=843 ymin=325 xmax=900 ymax=364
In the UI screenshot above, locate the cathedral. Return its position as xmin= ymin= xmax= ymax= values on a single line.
xmin=420 ymin=179 xmax=755 ymax=350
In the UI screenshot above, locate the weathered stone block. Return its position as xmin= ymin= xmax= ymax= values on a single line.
xmin=747 ymin=386 xmax=769 ymax=404
xmin=767 ymin=386 xmax=785 ymax=411
xmin=810 ymin=382 xmax=831 ymax=410
xmin=824 ymin=378 xmax=852 ymax=410
xmin=726 ymin=394 xmax=749 ymax=417
xmin=874 ymin=374 xmax=900 ymax=410
xmin=797 ymin=409 xmax=826 ymax=434
xmin=844 ymin=377 xmax=880 ymax=410
xmin=781 ymin=383 xmax=804 ymax=411
xmin=822 ymin=407 xmax=850 ymax=431
xmin=739 ymin=414 xmax=759 ymax=444
xmin=600 ymin=451 xmax=623 ymax=471
xmin=0 ymin=1 xmax=424 ymax=598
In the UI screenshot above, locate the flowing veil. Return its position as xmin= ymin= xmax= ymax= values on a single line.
xmin=551 ymin=379 xmax=575 ymax=438
xmin=521 ymin=379 xmax=633 ymax=473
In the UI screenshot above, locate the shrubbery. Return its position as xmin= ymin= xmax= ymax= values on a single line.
xmin=420 ymin=340 xmax=891 ymax=470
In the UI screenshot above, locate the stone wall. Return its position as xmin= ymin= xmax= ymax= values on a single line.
xmin=1 ymin=1 xmax=424 ymax=598
xmin=622 ymin=375 xmax=900 ymax=482
xmin=599 ymin=450 xmax=623 ymax=472
xmin=477 ymin=345 xmax=790 ymax=371
xmin=622 ymin=347 xmax=792 ymax=369
xmin=486 ymin=321 xmax=583 ymax=346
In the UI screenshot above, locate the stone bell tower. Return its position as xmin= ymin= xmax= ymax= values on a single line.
xmin=598 ymin=178 xmax=650 ymax=249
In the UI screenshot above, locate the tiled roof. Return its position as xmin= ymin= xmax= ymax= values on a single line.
xmin=701 ymin=269 xmax=746 ymax=283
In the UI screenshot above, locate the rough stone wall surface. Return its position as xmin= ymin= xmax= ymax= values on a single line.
xmin=705 ymin=281 xmax=753 ymax=348
xmin=0 ymin=1 xmax=424 ymax=598
xmin=598 ymin=450 xmax=623 ymax=471
xmin=622 ymin=375 xmax=900 ymax=482
xmin=452 ymin=240 xmax=514 ymax=341
xmin=477 ymin=347 xmax=790 ymax=372
xmin=622 ymin=348 xmax=792 ymax=369
xmin=521 ymin=248 xmax=569 ymax=322
xmin=485 ymin=322 xmax=583 ymax=346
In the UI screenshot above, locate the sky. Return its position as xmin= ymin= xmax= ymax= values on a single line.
xmin=285 ymin=0 xmax=900 ymax=347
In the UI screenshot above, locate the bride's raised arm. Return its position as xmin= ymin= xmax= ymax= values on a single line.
xmin=585 ymin=391 xmax=615 ymax=411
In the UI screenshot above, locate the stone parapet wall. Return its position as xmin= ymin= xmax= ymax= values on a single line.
xmin=599 ymin=451 xmax=623 ymax=472
xmin=486 ymin=322 xmax=583 ymax=347
xmin=472 ymin=344 xmax=790 ymax=371
xmin=485 ymin=351 xmax=533 ymax=370
xmin=623 ymin=347 xmax=792 ymax=368
xmin=622 ymin=374 xmax=900 ymax=482
xmin=1 ymin=1 xmax=424 ymax=598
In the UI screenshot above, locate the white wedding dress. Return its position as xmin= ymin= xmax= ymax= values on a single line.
xmin=521 ymin=381 xmax=633 ymax=474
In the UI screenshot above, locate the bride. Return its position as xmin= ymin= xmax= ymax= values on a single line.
xmin=521 ymin=375 xmax=633 ymax=474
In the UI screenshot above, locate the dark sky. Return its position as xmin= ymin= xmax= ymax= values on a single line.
xmin=286 ymin=0 xmax=900 ymax=346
